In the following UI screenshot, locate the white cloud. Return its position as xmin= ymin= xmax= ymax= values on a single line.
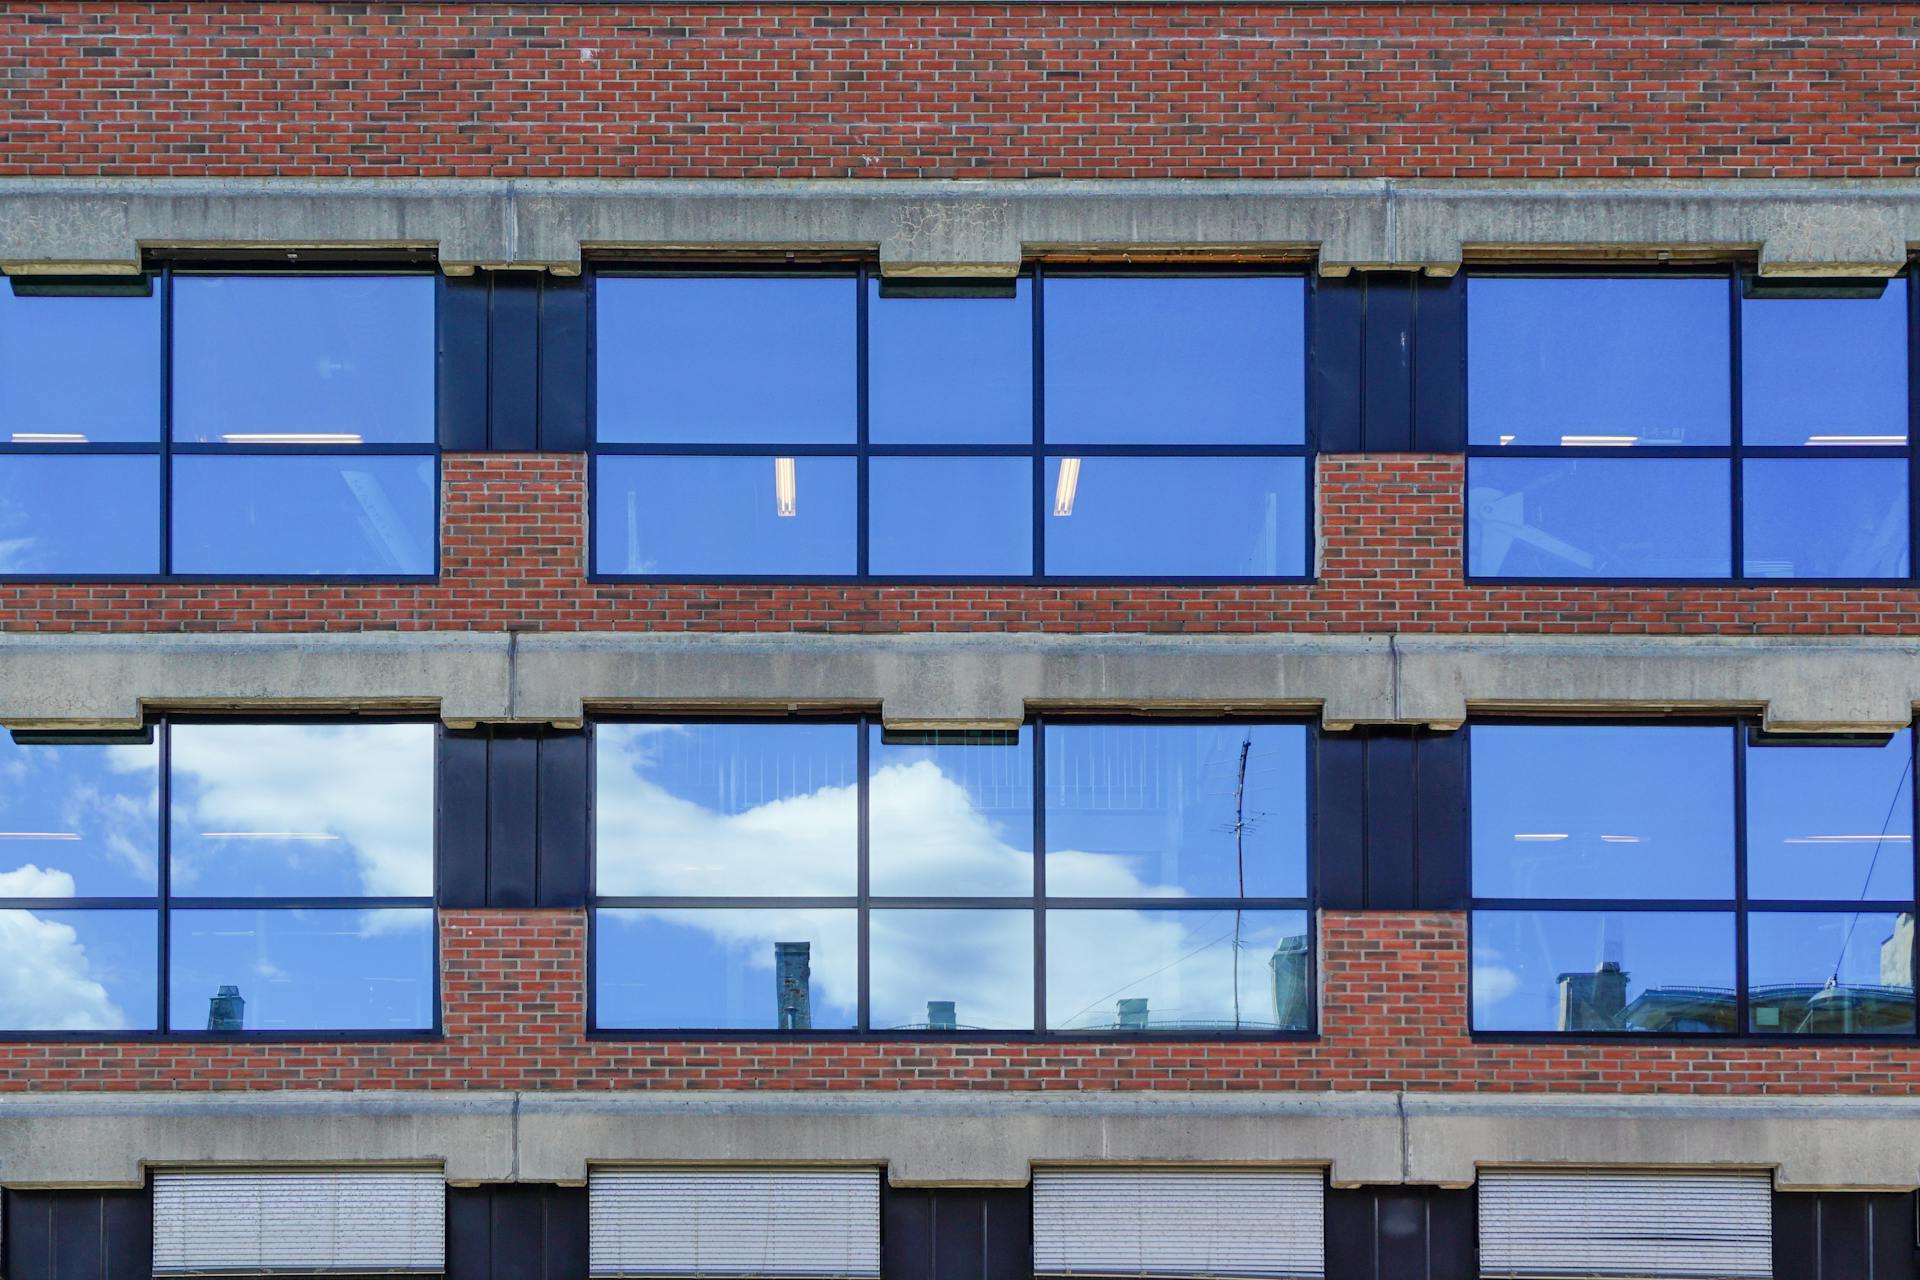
xmin=0 ymin=894 xmax=132 ymax=1031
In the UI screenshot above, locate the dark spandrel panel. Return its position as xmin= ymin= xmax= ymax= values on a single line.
xmin=594 ymin=454 xmax=856 ymax=577
xmin=1747 ymin=911 xmax=1915 ymax=1034
xmin=1467 ymin=456 xmax=1731 ymax=579
xmin=1746 ymin=735 xmax=1915 ymax=901
xmin=0 ymin=908 xmax=157 ymax=1032
xmin=0 ymin=733 xmax=158 ymax=898
xmin=0 ymin=282 xmax=160 ymax=443
xmin=1741 ymin=458 xmax=1909 ymax=579
xmin=1471 ymin=724 xmax=1735 ymax=900
xmin=1045 ymin=908 xmax=1310 ymax=1032
xmin=1043 ymin=455 xmax=1308 ymax=577
xmin=1470 ymin=909 xmax=1737 ymax=1033
xmin=166 ymin=907 xmax=434 ymax=1032
xmin=867 ymin=456 xmax=1033 ymax=577
xmin=1043 ymin=277 xmax=1306 ymax=445
xmin=1045 ymin=723 xmax=1308 ymax=899
xmin=593 ymin=722 xmax=858 ymax=897
xmin=1467 ymin=276 xmax=1731 ymax=447
xmin=1742 ymin=278 xmax=1909 ymax=447
xmin=0 ymin=455 xmax=160 ymax=576
xmin=868 ymin=725 xmax=1033 ymax=897
xmin=593 ymin=907 xmax=858 ymax=1030
xmin=170 ymin=454 xmax=436 ymax=576
xmin=869 ymin=278 xmax=1032 ymax=444
xmin=868 ymin=908 xmax=1034 ymax=1030
xmin=594 ymin=276 xmax=857 ymax=445
xmin=172 ymin=276 xmax=435 ymax=445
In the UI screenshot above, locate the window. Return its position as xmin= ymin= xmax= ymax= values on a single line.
xmin=0 ymin=270 xmax=438 ymax=579
xmin=1477 ymin=1170 xmax=1772 ymax=1280
xmin=0 ymin=719 xmax=437 ymax=1034
xmin=1032 ymin=1170 xmax=1325 ymax=1280
xmin=1466 ymin=270 xmax=1913 ymax=581
xmin=1470 ymin=722 xmax=1917 ymax=1036
xmin=152 ymin=1171 xmax=446 ymax=1275
xmin=591 ymin=718 xmax=1312 ymax=1034
xmin=590 ymin=269 xmax=1311 ymax=582
xmin=589 ymin=1171 xmax=880 ymax=1280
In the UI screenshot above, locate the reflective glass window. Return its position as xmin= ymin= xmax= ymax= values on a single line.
xmin=0 ymin=731 xmax=158 ymax=898
xmin=1467 ymin=457 xmax=1731 ymax=579
xmin=869 ymin=279 xmax=1031 ymax=444
xmin=1471 ymin=910 xmax=1737 ymax=1033
xmin=869 ymin=727 xmax=1033 ymax=897
xmin=868 ymin=908 xmax=1034 ymax=1031
xmin=596 ymin=908 xmax=861 ymax=1031
xmin=0 ymin=908 xmax=158 ymax=1032
xmin=1747 ymin=737 xmax=1915 ymax=901
xmin=1046 ymin=909 xmax=1311 ymax=1032
xmin=595 ymin=455 xmax=857 ymax=577
xmin=0 ymin=455 xmax=159 ymax=576
xmin=167 ymin=907 xmax=434 ymax=1032
xmin=0 ymin=278 xmax=160 ymax=442
xmin=1741 ymin=458 xmax=1909 ymax=579
xmin=1044 ymin=456 xmax=1307 ymax=578
xmin=1742 ymin=279 xmax=1909 ymax=447
xmin=171 ymin=454 xmax=436 ymax=577
xmin=1747 ymin=911 xmax=1916 ymax=1034
xmin=867 ymin=457 xmax=1033 ymax=577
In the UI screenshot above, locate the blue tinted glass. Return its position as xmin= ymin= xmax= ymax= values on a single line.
xmin=1747 ymin=911 xmax=1914 ymax=1034
xmin=868 ymin=908 xmax=1033 ymax=1030
xmin=1747 ymin=737 xmax=1914 ymax=901
xmin=595 ymin=907 xmax=857 ymax=1030
xmin=595 ymin=455 xmax=856 ymax=577
xmin=1046 ymin=909 xmax=1310 ymax=1031
xmin=0 ymin=733 xmax=157 ymax=898
xmin=1472 ymin=724 xmax=1735 ymax=900
xmin=1742 ymin=279 xmax=1908 ymax=446
xmin=0 ymin=908 xmax=156 ymax=1031
xmin=596 ymin=276 xmax=856 ymax=444
xmin=868 ymin=457 xmax=1032 ymax=577
xmin=1742 ymin=458 xmax=1909 ymax=579
xmin=1468 ymin=277 xmax=1731 ymax=446
xmin=171 ymin=455 xmax=436 ymax=577
xmin=1044 ymin=277 xmax=1306 ymax=445
xmin=0 ymin=455 xmax=159 ymax=575
xmin=869 ymin=727 xmax=1032 ymax=896
xmin=1471 ymin=910 xmax=1736 ymax=1032
xmin=869 ymin=279 xmax=1031 ymax=444
xmin=1468 ymin=457 xmax=1731 ymax=578
xmin=168 ymin=723 xmax=434 ymax=899
xmin=173 ymin=277 xmax=435 ymax=445
xmin=0 ymin=281 xmax=159 ymax=442
xmin=1044 ymin=456 xmax=1306 ymax=577
xmin=1045 ymin=724 xmax=1307 ymax=899
xmin=595 ymin=722 xmax=858 ymax=897
xmin=168 ymin=908 xmax=434 ymax=1031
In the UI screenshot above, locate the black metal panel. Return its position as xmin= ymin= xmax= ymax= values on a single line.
xmin=1313 ymin=731 xmax=1368 ymax=909
xmin=1410 ymin=272 xmax=1467 ymax=454
xmin=1312 ymin=275 xmax=1367 ymax=454
xmin=536 ymin=730 xmax=591 ymax=907
xmin=1325 ymin=1185 xmax=1475 ymax=1280
xmin=447 ymin=1185 xmax=590 ymax=1280
xmin=1363 ymin=731 xmax=1418 ymax=900
xmin=1 ymin=1189 xmax=153 ymax=1280
xmin=438 ymin=273 xmax=491 ymax=452
xmin=488 ymin=275 xmax=542 ymax=453
xmin=1773 ymin=1190 xmax=1919 ymax=1280
xmin=1361 ymin=275 xmax=1415 ymax=451
xmin=881 ymin=1186 xmax=1031 ymax=1280
xmin=1314 ymin=728 xmax=1470 ymax=910
xmin=1312 ymin=271 xmax=1464 ymax=455
xmin=435 ymin=271 xmax=591 ymax=453
xmin=436 ymin=727 xmax=492 ymax=908
xmin=1412 ymin=727 xmax=1471 ymax=909
xmin=436 ymin=727 xmax=592 ymax=909
xmin=487 ymin=731 xmax=542 ymax=908
xmin=538 ymin=277 xmax=590 ymax=453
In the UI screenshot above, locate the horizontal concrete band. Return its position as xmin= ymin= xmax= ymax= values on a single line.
xmin=2 ymin=178 xmax=1917 ymax=277
xmin=6 ymin=1090 xmax=1920 ymax=1191
xmin=3 ymin=631 xmax=1919 ymax=734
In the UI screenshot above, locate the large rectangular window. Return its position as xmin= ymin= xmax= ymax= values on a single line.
xmin=590 ymin=268 xmax=1311 ymax=582
xmin=1467 ymin=269 xmax=1914 ymax=582
xmin=0 ymin=719 xmax=437 ymax=1035
xmin=1470 ymin=721 xmax=1917 ymax=1037
xmin=591 ymin=718 xmax=1313 ymax=1034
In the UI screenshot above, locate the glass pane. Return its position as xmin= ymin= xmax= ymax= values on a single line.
xmin=1742 ymin=279 xmax=1909 ymax=446
xmin=869 ymin=727 xmax=1033 ymax=897
xmin=594 ymin=722 xmax=858 ymax=897
xmin=168 ymin=907 xmax=434 ymax=1032
xmin=173 ymin=277 xmax=435 ymax=445
xmin=1467 ymin=277 xmax=1731 ymax=447
xmin=1044 ymin=277 xmax=1305 ymax=445
xmin=868 ymin=457 xmax=1032 ymax=577
xmin=869 ymin=908 xmax=1033 ymax=1030
xmin=594 ymin=907 xmax=857 ymax=1030
xmin=0 ymin=908 xmax=156 ymax=1031
xmin=171 ymin=455 xmax=436 ymax=576
xmin=0 ymin=731 xmax=158 ymax=897
xmin=1741 ymin=458 xmax=1909 ymax=579
xmin=1044 ymin=456 xmax=1307 ymax=577
xmin=595 ymin=276 xmax=856 ymax=444
xmin=595 ymin=455 xmax=856 ymax=577
xmin=1467 ymin=457 xmax=1731 ymax=578
xmin=0 ymin=455 xmax=159 ymax=576
xmin=0 ymin=280 xmax=160 ymax=442
xmin=1747 ymin=736 xmax=1915 ymax=901
xmin=869 ymin=279 xmax=1031 ymax=444
xmin=1045 ymin=723 xmax=1307 ymax=899
xmin=1471 ymin=724 xmax=1735 ymax=900
xmin=1471 ymin=909 xmax=1736 ymax=1033
xmin=1748 ymin=911 xmax=1915 ymax=1034
xmin=168 ymin=723 xmax=435 ymax=898
xmin=1046 ymin=909 xmax=1310 ymax=1032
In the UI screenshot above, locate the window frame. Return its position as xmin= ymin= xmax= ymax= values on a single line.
xmin=586 ymin=713 xmax=1319 ymax=1040
xmin=584 ymin=262 xmax=1318 ymax=586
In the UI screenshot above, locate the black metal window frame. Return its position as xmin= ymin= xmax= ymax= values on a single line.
xmin=0 ymin=714 xmax=443 ymax=1042
xmin=587 ymin=713 xmax=1319 ymax=1040
xmin=0 ymin=259 xmax=443 ymax=585
xmin=1467 ymin=716 xmax=1920 ymax=1044
xmin=584 ymin=261 xmax=1318 ymax=586
xmin=1462 ymin=262 xmax=1920 ymax=586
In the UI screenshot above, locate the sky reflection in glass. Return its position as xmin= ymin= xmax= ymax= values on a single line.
xmin=595 ymin=908 xmax=859 ymax=1030
xmin=1044 ymin=456 xmax=1306 ymax=577
xmin=595 ymin=455 xmax=856 ymax=577
xmin=0 ymin=731 xmax=157 ymax=898
xmin=0 ymin=908 xmax=157 ymax=1032
xmin=1046 ymin=909 xmax=1310 ymax=1032
xmin=1472 ymin=910 xmax=1736 ymax=1033
xmin=1747 ymin=736 xmax=1915 ymax=901
xmin=869 ymin=279 xmax=1031 ymax=444
xmin=1746 ymin=911 xmax=1915 ymax=1033
xmin=167 ymin=908 xmax=434 ymax=1032
xmin=171 ymin=455 xmax=436 ymax=576
xmin=0 ymin=456 xmax=160 ymax=576
xmin=1742 ymin=280 xmax=1909 ymax=447
xmin=0 ymin=280 xmax=160 ymax=442
xmin=1468 ymin=457 xmax=1731 ymax=579
xmin=868 ymin=909 xmax=1034 ymax=1030
xmin=1742 ymin=458 xmax=1909 ymax=579
xmin=867 ymin=457 xmax=1033 ymax=577
xmin=868 ymin=727 xmax=1033 ymax=897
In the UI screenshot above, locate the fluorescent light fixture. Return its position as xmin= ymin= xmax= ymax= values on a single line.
xmin=1599 ymin=834 xmax=1642 ymax=844
xmin=1805 ymin=435 xmax=1907 ymax=445
xmin=774 ymin=457 xmax=797 ymax=517
xmin=200 ymin=831 xmax=341 ymax=841
xmin=1784 ymin=834 xmax=1914 ymax=844
xmin=11 ymin=433 xmax=87 ymax=443
xmin=1513 ymin=833 xmax=1569 ymax=842
xmin=1053 ymin=457 xmax=1082 ymax=517
xmin=0 ymin=831 xmax=79 ymax=840
xmin=1559 ymin=435 xmax=1639 ymax=447
xmin=219 ymin=432 xmax=364 ymax=445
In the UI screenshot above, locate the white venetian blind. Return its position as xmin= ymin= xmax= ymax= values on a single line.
xmin=1032 ymin=1169 xmax=1325 ymax=1279
xmin=151 ymin=1170 xmax=445 ymax=1276
xmin=1478 ymin=1169 xmax=1773 ymax=1279
xmin=588 ymin=1170 xmax=881 ymax=1279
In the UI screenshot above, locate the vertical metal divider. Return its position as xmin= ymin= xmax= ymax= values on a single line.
xmin=1031 ymin=265 xmax=1046 ymax=578
xmin=856 ymin=269 xmax=871 ymax=578
xmin=1732 ymin=723 xmax=1751 ymax=1036
xmin=1032 ymin=718 xmax=1047 ymax=1034
xmin=159 ymin=264 xmax=174 ymax=575
xmin=857 ymin=717 xmax=871 ymax=1032
xmin=157 ymin=720 xmax=172 ymax=1033
xmin=1728 ymin=268 xmax=1746 ymax=580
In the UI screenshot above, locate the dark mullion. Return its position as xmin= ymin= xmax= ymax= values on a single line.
xmin=169 ymin=443 xmax=440 ymax=457
xmin=1464 ymin=445 xmax=1733 ymax=460
xmin=168 ymin=897 xmax=437 ymax=910
xmin=0 ymin=897 xmax=161 ymax=911
xmin=596 ymin=896 xmax=862 ymax=910
xmin=855 ymin=267 xmax=870 ymax=579
xmin=159 ymin=264 xmax=175 ymax=576
xmin=1472 ymin=898 xmax=1739 ymax=913
xmin=1732 ymin=723 xmax=1752 ymax=1034
xmin=1032 ymin=263 xmax=1047 ymax=577
xmin=856 ymin=715 xmax=872 ymax=1034
xmin=1728 ymin=268 xmax=1746 ymax=580
xmin=0 ymin=443 xmax=163 ymax=457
